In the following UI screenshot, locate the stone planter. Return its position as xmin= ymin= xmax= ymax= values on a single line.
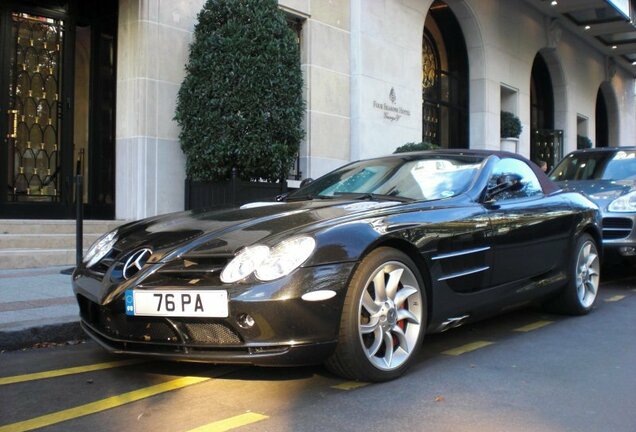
xmin=185 ymin=177 xmax=287 ymax=210
xmin=500 ymin=137 xmax=519 ymax=153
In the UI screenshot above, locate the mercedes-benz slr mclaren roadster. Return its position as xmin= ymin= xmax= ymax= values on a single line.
xmin=73 ymin=150 xmax=602 ymax=381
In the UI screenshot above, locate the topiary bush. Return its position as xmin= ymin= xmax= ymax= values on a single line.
xmin=577 ymin=135 xmax=593 ymax=149
xmin=501 ymin=111 xmax=522 ymax=139
xmin=393 ymin=142 xmax=439 ymax=153
xmin=175 ymin=0 xmax=305 ymax=182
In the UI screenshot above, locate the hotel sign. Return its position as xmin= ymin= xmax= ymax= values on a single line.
xmin=373 ymin=87 xmax=411 ymax=122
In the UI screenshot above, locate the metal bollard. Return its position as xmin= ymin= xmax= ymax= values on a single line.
xmin=75 ymin=175 xmax=83 ymax=268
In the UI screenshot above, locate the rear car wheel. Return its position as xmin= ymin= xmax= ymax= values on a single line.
xmin=325 ymin=247 xmax=427 ymax=382
xmin=547 ymin=233 xmax=600 ymax=315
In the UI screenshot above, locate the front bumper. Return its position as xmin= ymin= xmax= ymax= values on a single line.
xmin=80 ymin=321 xmax=337 ymax=366
xmin=601 ymin=213 xmax=636 ymax=256
xmin=73 ymin=262 xmax=356 ymax=366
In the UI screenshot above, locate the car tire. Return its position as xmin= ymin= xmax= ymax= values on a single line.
xmin=545 ymin=233 xmax=600 ymax=315
xmin=325 ymin=247 xmax=427 ymax=382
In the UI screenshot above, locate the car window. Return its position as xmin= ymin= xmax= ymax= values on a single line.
xmin=288 ymin=155 xmax=483 ymax=202
xmin=319 ymin=166 xmax=389 ymax=196
xmin=603 ymin=151 xmax=636 ymax=180
xmin=550 ymin=150 xmax=636 ymax=181
xmin=488 ymin=158 xmax=543 ymax=201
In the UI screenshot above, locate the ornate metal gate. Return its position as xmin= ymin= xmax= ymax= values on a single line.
xmin=531 ymin=129 xmax=564 ymax=172
xmin=7 ymin=12 xmax=64 ymax=202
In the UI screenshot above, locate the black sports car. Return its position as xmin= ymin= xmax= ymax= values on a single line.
xmin=73 ymin=150 xmax=602 ymax=381
xmin=550 ymin=147 xmax=636 ymax=260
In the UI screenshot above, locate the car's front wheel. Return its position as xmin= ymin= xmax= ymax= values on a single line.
xmin=326 ymin=247 xmax=427 ymax=382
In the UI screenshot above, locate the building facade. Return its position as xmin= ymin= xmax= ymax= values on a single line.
xmin=2 ymin=0 xmax=636 ymax=221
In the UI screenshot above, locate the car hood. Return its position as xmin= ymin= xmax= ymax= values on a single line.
xmin=556 ymin=179 xmax=635 ymax=210
xmin=113 ymin=198 xmax=419 ymax=262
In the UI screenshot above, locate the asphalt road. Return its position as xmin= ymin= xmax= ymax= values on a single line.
xmin=1 ymin=265 xmax=635 ymax=432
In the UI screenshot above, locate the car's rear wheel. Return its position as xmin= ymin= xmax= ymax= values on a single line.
xmin=546 ymin=233 xmax=600 ymax=315
xmin=325 ymin=247 xmax=427 ymax=382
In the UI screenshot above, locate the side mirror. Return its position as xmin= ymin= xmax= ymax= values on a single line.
xmin=300 ymin=177 xmax=313 ymax=187
xmin=486 ymin=173 xmax=523 ymax=201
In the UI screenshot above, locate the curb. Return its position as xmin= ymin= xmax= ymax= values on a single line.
xmin=0 ymin=321 xmax=84 ymax=352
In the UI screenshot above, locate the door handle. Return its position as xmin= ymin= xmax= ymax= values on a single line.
xmin=7 ymin=109 xmax=18 ymax=138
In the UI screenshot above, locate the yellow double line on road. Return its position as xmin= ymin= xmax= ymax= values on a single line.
xmin=187 ymin=413 xmax=269 ymax=432
xmin=0 ymin=376 xmax=210 ymax=432
xmin=441 ymin=320 xmax=555 ymax=356
xmin=442 ymin=340 xmax=493 ymax=356
xmin=0 ymin=360 xmax=268 ymax=432
xmin=0 ymin=359 xmax=145 ymax=386
xmin=514 ymin=320 xmax=553 ymax=333
xmin=605 ymin=294 xmax=626 ymax=302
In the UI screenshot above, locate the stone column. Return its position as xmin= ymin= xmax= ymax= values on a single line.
xmin=116 ymin=0 xmax=204 ymax=220
xmin=281 ymin=0 xmax=352 ymax=179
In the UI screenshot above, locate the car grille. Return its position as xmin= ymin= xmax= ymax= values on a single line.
xmin=602 ymin=217 xmax=633 ymax=240
xmin=181 ymin=320 xmax=241 ymax=345
xmin=78 ymin=295 xmax=242 ymax=346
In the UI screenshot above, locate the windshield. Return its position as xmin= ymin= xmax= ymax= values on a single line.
xmin=550 ymin=150 xmax=636 ymax=181
xmin=287 ymin=154 xmax=484 ymax=202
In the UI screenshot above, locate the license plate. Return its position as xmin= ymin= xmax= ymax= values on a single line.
xmin=125 ymin=289 xmax=228 ymax=317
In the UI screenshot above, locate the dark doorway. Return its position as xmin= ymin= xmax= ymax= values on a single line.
xmin=530 ymin=53 xmax=562 ymax=170
xmin=530 ymin=54 xmax=554 ymax=131
xmin=422 ymin=1 xmax=469 ymax=149
xmin=0 ymin=0 xmax=116 ymax=219
xmin=595 ymin=87 xmax=609 ymax=148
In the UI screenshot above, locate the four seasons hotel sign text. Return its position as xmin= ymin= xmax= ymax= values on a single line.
xmin=373 ymin=87 xmax=411 ymax=122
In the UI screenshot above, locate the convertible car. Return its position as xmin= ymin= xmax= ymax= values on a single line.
xmin=550 ymin=147 xmax=636 ymax=261
xmin=73 ymin=150 xmax=601 ymax=381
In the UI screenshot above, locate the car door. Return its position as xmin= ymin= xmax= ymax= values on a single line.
xmin=485 ymin=158 xmax=572 ymax=287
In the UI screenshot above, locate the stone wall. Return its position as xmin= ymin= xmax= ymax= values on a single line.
xmin=280 ymin=0 xmax=352 ymax=181
xmin=116 ymin=0 xmax=203 ymax=220
xmin=115 ymin=0 xmax=636 ymax=220
xmin=116 ymin=0 xmax=350 ymax=219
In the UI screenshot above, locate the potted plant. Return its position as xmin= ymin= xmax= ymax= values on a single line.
xmin=500 ymin=111 xmax=522 ymax=153
xmin=175 ymin=0 xmax=305 ymax=209
xmin=577 ymin=135 xmax=593 ymax=149
xmin=393 ymin=142 xmax=439 ymax=153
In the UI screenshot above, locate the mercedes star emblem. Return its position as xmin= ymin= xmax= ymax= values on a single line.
xmin=122 ymin=248 xmax=153 ymax=279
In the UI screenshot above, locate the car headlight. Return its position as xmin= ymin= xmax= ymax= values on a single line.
xmin=84 ymin=230 xmax=118 ymax=268
xmin=255 ymin=237 xmax=316 ymax=281
xmin=220 ymin=236 xmax=316 ymax=283
xmin=608 ymin=191 xmax=636 ymax=212
xmin=220 ymin=245 xmax=270 ymax=283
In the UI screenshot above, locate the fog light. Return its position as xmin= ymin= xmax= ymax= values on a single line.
xmin=619 ymin=246 xmax=636 ymax=256
xmin=237 ymin=313 xmax=255 ymax=329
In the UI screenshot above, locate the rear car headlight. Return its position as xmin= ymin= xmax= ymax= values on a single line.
xmin=84 ymin=230 xmax=118 ymax=268
xmin=220 ymin=236 xmax=316 ymax=283
xmin=255 ymin=237 xmax=316 ymax=281
xmin=220 ymin=245 xmax=270 ymax=283
xmin=608 ymin=191 xmax=636 ymax=212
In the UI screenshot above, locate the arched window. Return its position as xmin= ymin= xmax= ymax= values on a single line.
xmin=530 ymin=52 xmax=561 ymax=171
xmin=422 ymin=1 xmax=469 ymax=149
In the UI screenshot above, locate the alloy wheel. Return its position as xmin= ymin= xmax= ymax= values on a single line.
xmin=357 ymin=261 xmax=423 ymax=371
xmin=575 ymin=240 xmax=600 ymax=308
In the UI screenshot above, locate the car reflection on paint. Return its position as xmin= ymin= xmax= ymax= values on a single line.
xmin=73 ymin=150 xmax=601 ymax=382
xmin=550 ymin=147 xmax=636 ymax=262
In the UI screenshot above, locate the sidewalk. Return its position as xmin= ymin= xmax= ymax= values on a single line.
xmin=0 ymin=266 xmax=83 ymax=351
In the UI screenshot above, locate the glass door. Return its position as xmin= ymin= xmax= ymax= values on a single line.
xmin=0 ymin=4 xmax=74 ymax=218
